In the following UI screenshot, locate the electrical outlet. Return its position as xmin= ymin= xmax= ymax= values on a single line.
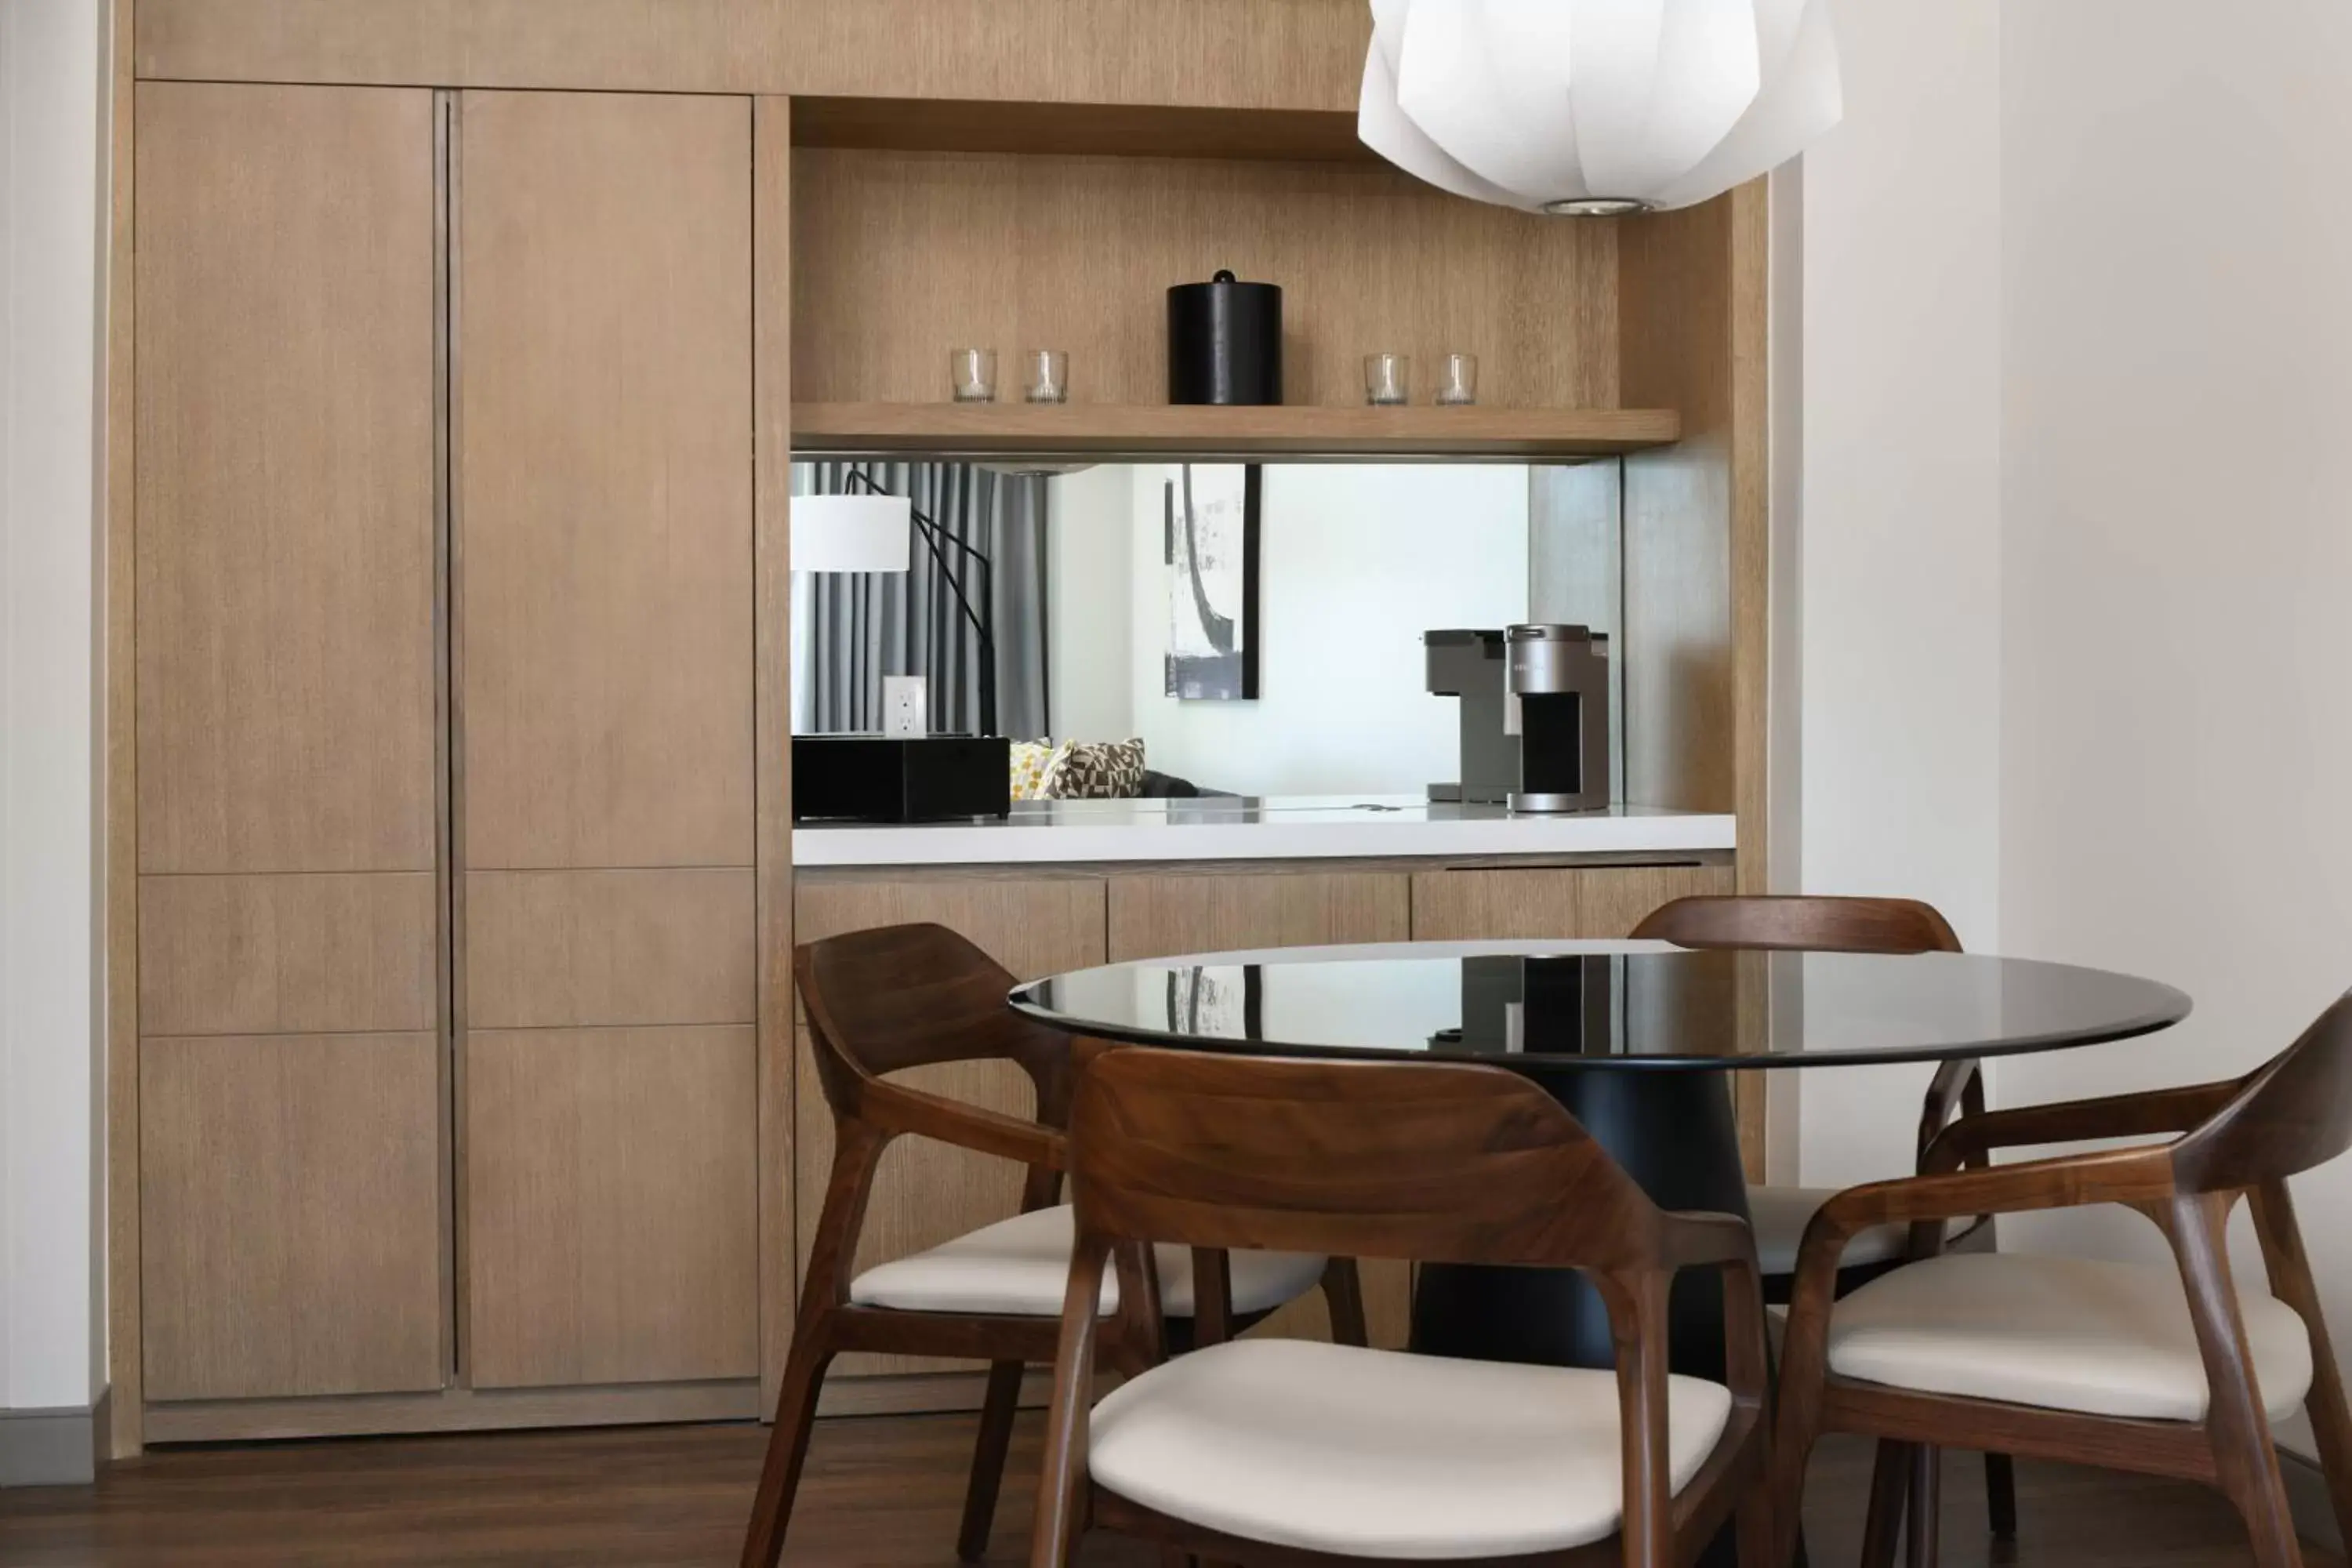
xmin=883 ymin=677 xmax=927 ymax=738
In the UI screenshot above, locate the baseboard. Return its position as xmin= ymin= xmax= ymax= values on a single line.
xmin=0 ymin=1402 xmax=100 ymax=1487
xmin=2284 ymin=1448 xmax=2344 ymax=1554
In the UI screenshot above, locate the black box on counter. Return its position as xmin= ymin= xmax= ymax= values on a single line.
xmin=791 ymin=735 xmax=1011 ymax=823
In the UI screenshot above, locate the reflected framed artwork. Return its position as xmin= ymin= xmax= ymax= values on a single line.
xmin=1163 ymin=463 xmax=1261 ymax=700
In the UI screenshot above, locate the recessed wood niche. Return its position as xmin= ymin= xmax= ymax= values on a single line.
xmin=108 ymin=0 xmax=1766 ymax=1457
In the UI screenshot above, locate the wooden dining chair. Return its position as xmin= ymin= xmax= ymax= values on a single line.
xmin=1031 ymin=1046 xmax=1777 ymax=1568
xmin=1770 ymin=988 xmax=2352 ymax=1568
xmin=740 ymin=923 xmax=1366 ymax=1568
xmin=1631 ymin=894 xmax=2014 ymax=1555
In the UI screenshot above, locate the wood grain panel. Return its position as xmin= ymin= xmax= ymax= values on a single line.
xmin=793 ymin=876 xmax=1105 ymax=1377
xmin=752 ymin=94 xmax=798 ymax=1406
xmin=1409 ymin=862 xmax=1733 ymax=942
xmin=136 ymin=0 xmax=779 ymax=92
xmin=133 ymin=0 xmax=1366 ymax=111
xmin=1618 ymin=184 xmax=1773 ymax=1174
xmin=135 ymin=82 xmax=436 ymax=873
xmin=107 ymin=0 xmax=141 ymax=1456
xmin=1617 ymin=189 xmax=1751 ymax=818
xmin=139 ymin=873 xmax=437 ymax=1036
xmin=793 ymin=401 xmax=1678 ymax=461
xmin=774 ymin=0 xmax=1367 ymax=111
xmin=791 ymin=97 xmax=1370 ymax=163
xmin=465 ymin=869 xmax=754 ymax=1029
xmin=457 ymin=90 xmax=753 ymax=870
xmin=1106 ymin=871 xmax=1408 ymax=962
xmin=466 ymin=1026 xmax=759 ymax=1388
xmin=793 ymin=147 xmax=1621 ymax=412
xmin=141 ymin=1033 xmax=445 ymax=1402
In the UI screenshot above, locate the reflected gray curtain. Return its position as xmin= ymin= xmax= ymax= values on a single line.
xmin=800 ymin=461 xmax=1050 ymax=739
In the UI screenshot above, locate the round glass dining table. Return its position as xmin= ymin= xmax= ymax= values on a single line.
xmin=1010 ymin=940 xmax=2190 ymax=1378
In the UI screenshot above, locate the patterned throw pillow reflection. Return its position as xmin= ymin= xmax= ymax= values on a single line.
xmin=1040 ymin=737 xmax=1146 ymax=800
xmin=1009 ymin=739 xmax=1060 ymax=801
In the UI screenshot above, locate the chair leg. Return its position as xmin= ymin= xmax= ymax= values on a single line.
xmin=1904 ymin=1446 xmax=1941 ymax=1568
xmin=1984 ymin=1450 xmax=2018 ymax=1543
xmin=957 ymin=1359 xmax=1026 ymax=1563
xmin=1734 ymin=1474 xmax=1777 ymax=1568
xmin=739 ymin=1330 xmax=836 ymax=1568
xmin=1322 ymin=1258 xmax=1369 ymax=1348
xmin=1858 ymin=1441 xmax=1911 ymax=1568
xmin=2156 ymin=1193 xmax=2304 ymax=1568
xmin=2253 ymin=1182 xmax=2352 ymax=1555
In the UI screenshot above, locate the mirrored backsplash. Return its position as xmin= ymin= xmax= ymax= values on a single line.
xmin=790 ymin=459 xmax=1623 ymax=803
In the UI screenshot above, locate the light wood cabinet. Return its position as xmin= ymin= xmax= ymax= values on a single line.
xmin=140 ymin=1034 xmax=445 ymax=1402
xmin=465 ymin=1027 xmax=759 ymax=1388
xmin=793 ymin=875 xmax=1107 ymax=1381
xmin=1106 ymin=870 xmax=1409 ymax=960
xmin=135 ymin=82 xmax=437 ymax=877
xmin=1409 ymin=862 xmax=1733 ymax=941
xmin=138 ymin=873 xmax=437 ymax=1038
xmin=465 ymin=869 xmax=755 ymax=1030
xmin=132 ymin=82 xmax=447 ymax=1412
xmin=456 ymin=89 xmax=753 ymax=873
xmin=129 ymin=79 xmax=769 ymax=1436
xmin=453 ymin=90 xmax=760 ymax=1393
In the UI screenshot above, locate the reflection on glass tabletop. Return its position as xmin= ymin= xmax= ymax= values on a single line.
xmin=1007 ymin=941 xmax=2190 ymax=1071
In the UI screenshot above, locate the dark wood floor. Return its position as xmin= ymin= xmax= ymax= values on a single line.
xmin=0 ymin=1414 xmax=2335 ymax=1567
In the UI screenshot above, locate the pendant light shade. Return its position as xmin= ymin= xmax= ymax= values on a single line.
xmin=1357 ymin=0 xmax=1842 ymax=216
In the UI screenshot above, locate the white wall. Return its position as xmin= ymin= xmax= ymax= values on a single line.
xmin=1991 ymin=0 xmax=2352 ymax=1421
xmin=0 ymin=0 xmax=108 ymax=1414
xmin=1792 ymin=0 xmax=2005 ymax=1189
xmin=1793 ymin=0 xmax=2352 ymax=1461
xmin=1044 ymin=463 xmax=1136 ymax=742
xmin=1127 ymin=464 xmax=1530 ymax=797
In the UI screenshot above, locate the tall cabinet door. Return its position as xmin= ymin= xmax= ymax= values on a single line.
xmin=135 ymin=82 xmax=445 ymax=1402
xmin=455 ymin=91 xmax=758 ymax=1390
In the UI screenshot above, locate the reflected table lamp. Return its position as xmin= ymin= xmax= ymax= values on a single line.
xmin=790 ymin=481 xmax=998 ymax=738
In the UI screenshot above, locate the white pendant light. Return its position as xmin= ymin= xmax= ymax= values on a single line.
xmin=789 ymin=494 xmax=911 ymax=574
xmin=1358 ymin=0 xmax=1842 ymax=216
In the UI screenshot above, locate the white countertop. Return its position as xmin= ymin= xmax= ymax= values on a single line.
xmin=793 ymin=794 xmax=1736 ymax=868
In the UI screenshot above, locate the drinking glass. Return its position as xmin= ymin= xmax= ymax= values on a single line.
xmin=1438 ymin=352 xmax=1479 ymax=406
xmin=950 ymin=348 xmax=998 ymax=403
xmin=1363 ymin=353 xmax=1410 ymax=406
xmin=1023 ymin=349 xmax=1069 ymax=404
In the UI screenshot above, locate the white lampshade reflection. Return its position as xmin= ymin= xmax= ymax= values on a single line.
xmin=790 ymin=493 xmax=911 ymax=573
xmin=1359 ymin=0 xmax=1842 ymax=216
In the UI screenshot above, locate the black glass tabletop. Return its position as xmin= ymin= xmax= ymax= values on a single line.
xmin=1008 ymin=940 xmax=2190 ymax=1071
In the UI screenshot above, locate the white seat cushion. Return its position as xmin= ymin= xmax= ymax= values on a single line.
xmin=847 ymin=1203 xmax=1326 ymax=1319
xmin=1089 ymin=1338 xmax=1734 ymax=1559
xmin=1748 ymin=1185 xmax=1912 ymax=1275
xmin=1828 ymin=1252 xmax=2314 ymax=1423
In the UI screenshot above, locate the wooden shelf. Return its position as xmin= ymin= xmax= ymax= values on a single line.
xmin=789 ymin=403 xmax=1682 ymax=463
xmin=789 ymin=97 xmax=1373 ymax=163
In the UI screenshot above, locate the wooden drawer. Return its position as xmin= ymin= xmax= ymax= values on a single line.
xmin=466 ymin=868 xmax=754 ymax=1029
xmin=141 ymin=1033 xmax=445 ymax=1402
xmin=139 ymin=872 xmax=437 ymax=1037
xmin=466 ymin=1025 xmax=758 ymax=1388
xmin=1409 ymin=862 xmax=1733 ymax=940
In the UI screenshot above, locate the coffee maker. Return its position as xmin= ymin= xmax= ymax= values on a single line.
xmin=1424 ymin=623 xmax=1610 ymax=813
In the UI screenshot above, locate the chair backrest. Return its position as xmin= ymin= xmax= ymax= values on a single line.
xmin=796 ymin=922 xmax=1073 ymax=1118
xmin=2172 ymin=988 xmax=2352 ymax=1192
xmin=1633 ymin=894 xmax=1962 ymax=955
xmin=1067 ymin=1047 xmax=1668 ymax=1272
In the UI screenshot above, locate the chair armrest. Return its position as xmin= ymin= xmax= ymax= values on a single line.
xmin=1920 ymin=1077 xmax=2238 ymax=1173
xmin=857 ymin=1077 xmax=1067 ymax=1171
xmin=1815 ymin=1145 xmax=2174 ymax=1236
xmin=1662 ymin=1210 xmax=1760 ymax=1271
